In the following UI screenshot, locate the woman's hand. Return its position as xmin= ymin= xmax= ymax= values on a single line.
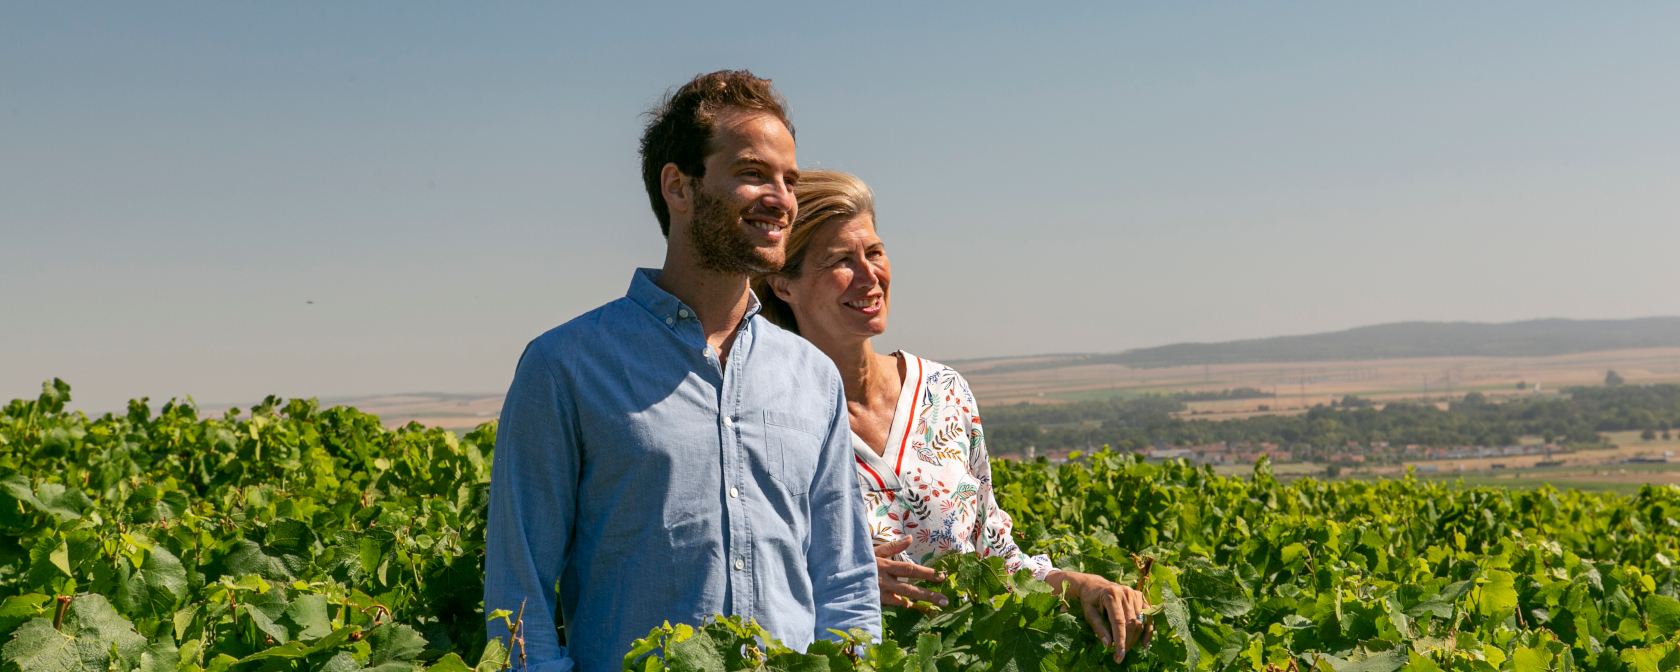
xmin=873 ymin=538 xmax=948 ymax=608
xmin=1045 ymin=570 xmax=1153 ymax=662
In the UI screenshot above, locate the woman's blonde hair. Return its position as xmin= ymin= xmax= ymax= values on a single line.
xmin=754 ymin=170 xmax=875 ymax=334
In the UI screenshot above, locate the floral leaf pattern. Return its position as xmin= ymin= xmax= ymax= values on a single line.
xmin=854 ymin=355 xmax=1053 ymax=581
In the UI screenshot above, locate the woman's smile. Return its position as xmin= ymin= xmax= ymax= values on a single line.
xmin=845 ymin=294 xmax=884 ymax=315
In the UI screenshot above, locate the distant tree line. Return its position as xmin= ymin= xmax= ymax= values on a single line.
xmin=1168 ymin=387 xmax=1274 ymax=402
xmin=980 ymin=384 xmax=1680 ymax=460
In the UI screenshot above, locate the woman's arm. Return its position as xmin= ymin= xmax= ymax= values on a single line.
xmin=960 ymin=375 xmax=1055 ymax=581
xmin=1043 ymin=570 xmax=1154 ymax=663
xmin=956 ymin=373 xmax=1151 ymax=662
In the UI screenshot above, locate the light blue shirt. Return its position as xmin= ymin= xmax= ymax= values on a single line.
xmin=483 ymin=268 xmax=880 ymax=672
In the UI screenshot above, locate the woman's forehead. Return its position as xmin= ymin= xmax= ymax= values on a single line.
xmin=820 ymin=215 xmax=879 ymax=246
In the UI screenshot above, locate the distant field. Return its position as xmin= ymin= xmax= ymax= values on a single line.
xmin=1240 ymin=430 xmax=1680 ymax=494
xmin=953 ymin=346 xmax=1680 ymax=412
xmin=272 ymin=392 xmax=503 ymax=430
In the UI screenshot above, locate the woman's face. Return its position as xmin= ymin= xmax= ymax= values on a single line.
xmin=776 ymin=214 xmax=891 ymax=344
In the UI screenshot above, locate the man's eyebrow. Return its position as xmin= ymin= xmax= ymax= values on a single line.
xmin=730 ymin=155 xmax=795 ymax=181
xmin=731 ymin=154 xmax=768 ymax=168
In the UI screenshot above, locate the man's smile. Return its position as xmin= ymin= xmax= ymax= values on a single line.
xmin=744 ymin=216 xmax=788 ymax=241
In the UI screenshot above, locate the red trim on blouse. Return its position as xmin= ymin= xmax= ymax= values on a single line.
xmin=857 ymin=456 xmax=887 ymax=489
xmin=894 ymin=356 xmax=924 ymax=476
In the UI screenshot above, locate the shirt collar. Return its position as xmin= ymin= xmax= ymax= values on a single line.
xmin=626 ymin=267 xmax=764 ymax=326
xmin=743 ymin=284 xmax=764 ymax=322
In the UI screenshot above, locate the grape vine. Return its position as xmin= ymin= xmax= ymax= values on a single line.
xmin=4 ymin=380 xmax=1680 ymax=672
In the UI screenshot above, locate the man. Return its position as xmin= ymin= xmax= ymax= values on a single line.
xmin=483 ymin=70 xmax=879 ymax=671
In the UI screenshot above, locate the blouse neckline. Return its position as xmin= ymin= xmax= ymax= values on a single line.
xmin=851 ymin=350 xmax=922 ymax=492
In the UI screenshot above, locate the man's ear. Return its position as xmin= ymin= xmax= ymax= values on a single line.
xmin=661 ymin=163 xmax=691 ymax=215
xmin=767 ymin=275 xmax=797 ymax=304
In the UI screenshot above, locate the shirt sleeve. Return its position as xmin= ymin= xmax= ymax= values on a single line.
xmin=806 ymin=372 xmax=882 ymax=642
xmin=959 ymin=374 xmax=1055 ymax=582
xmin=483 ymin=343 xmax=578 ymax=672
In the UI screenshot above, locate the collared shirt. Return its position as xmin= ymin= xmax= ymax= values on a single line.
xmin=483 ymin=268 xmax=879 ymax=672
xmin=854 ymin=352 xmax=1054 ymax=581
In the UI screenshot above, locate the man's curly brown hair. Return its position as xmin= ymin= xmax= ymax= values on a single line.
xmin=639 ymin=70 xmax=794 ymax=237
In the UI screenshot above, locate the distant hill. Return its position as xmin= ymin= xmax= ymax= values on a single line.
xmin=975 ymin=317 xmax=1680 ymax=373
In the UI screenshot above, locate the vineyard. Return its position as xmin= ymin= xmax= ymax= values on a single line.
xmin=6 ymin=380 xmax=1680 ymax=671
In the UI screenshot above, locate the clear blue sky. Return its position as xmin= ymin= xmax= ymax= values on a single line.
xmin=5 ymin=2 xmax=1679 ymax=413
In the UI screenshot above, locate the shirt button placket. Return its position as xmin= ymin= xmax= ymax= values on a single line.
xmin=724 ymin=324 xmax=756 ymax=618
xmin=720 ymin=405 xmax=741 ymax=613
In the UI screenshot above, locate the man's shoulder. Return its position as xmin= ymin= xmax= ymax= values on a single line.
xmin=524 ymin=297 xmax=639 ymax=361
xmin=751 ymin=317 xmax=841 ymax=383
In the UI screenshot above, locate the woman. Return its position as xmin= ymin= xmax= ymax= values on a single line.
xmin=754 ymin=170 xmax=1152 ymax=660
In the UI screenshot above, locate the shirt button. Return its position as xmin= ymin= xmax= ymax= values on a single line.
xmin=665 ymin=316 xmax=674 ymax=325
xmin=734 ymin=559 xmax=744 ymax=570
xmin=678 ymin=309 xmax=689 ymax=318
xmin=723 ymin=416 xmax=734 ymax=428
xmin=729 ymin=487 xmax=739 ymax=498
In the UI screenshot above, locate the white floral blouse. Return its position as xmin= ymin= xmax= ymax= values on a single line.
xmin=853 ymin=352 xmax=1055 ymax=581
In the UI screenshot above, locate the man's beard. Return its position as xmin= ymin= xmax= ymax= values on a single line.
xmin=688 ymin=186 xmax=784 ymax=276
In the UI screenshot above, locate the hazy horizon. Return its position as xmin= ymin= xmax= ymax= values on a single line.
xmin=6 ymin=3 xmax=1679 ymax=413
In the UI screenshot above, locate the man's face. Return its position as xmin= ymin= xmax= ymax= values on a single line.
xmin=683 ymin=110 xmax=798 ymax=276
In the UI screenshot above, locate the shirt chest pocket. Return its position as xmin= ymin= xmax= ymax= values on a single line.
xmin=764 ymin=410 xmax=821 ymax=496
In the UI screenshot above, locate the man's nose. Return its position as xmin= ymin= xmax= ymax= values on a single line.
xmin=763 ymin=179 xmax=795 ymax=217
